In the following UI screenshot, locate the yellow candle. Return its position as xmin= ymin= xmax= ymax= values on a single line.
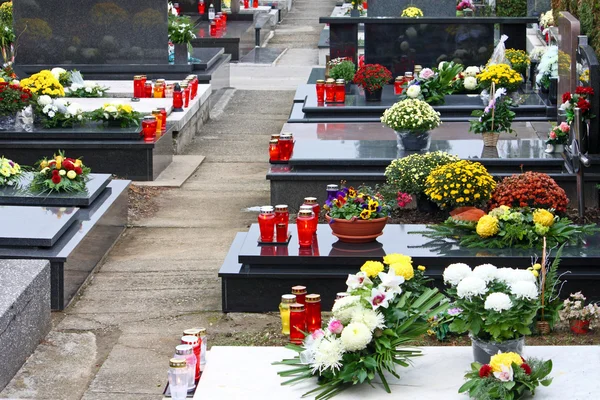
xmin=279 ymin=294 xmax=296 ymax=335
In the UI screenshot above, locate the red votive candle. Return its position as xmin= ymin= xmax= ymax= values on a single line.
xmin=275 ymin=204 xmax=289 ymax=225
xmin=133 ymin=75 xmax=143 ymax=98
xmin=292 ymin=286 xmax=307 ymax=305
xmin=158 ymin=108 xmax=167 ymax=133
xmin=269 ymin=139 xmax=280 ymax=161
xmin=316 ymin=79 xmax=325 ymax=103
xmin=305 ymin=294 xmax=322 ymax=333
xmin=141 ymin=116 xmax=157 ymax=142
xmin=289 ymin=303 xmax=306 ymax=344
xmin=299 ymin=205 xmax=317 ymax=236
xmin=144 ymin=82 xmax=153 ymax=98
xmin=296 ymin=209 xmax=313 ymax=247
xmin=181 ymin=335 xmax=201 ymax=381
xmin=244 ymin=0 xmax=249 ymax=8
xmin=276 ymin=223 xmax=287 ymax=242
xmin=394 ymin=76 xmax=403 ymax=95
xmin=278 ymin=132 xmax=293 ymax=161
xmin=210 ymin=21 xmax=217 ymax=37
xmin=182 ymin=84 xmax=190 ymax=108
xmin=325 ymin=78 xmax=335 ymax=103
xmin=335 ymin=79 xmax=346 ymax=103
xmin=198 ymin=0 xmax=205 ymax=13
xmin=253 ymin=0 xmax=258 ymax=7
xmin=302 ymin=197 xmax=320 ymax=217
xmin=258 ymin=206 xmax=276 ymax=242
xmin=172 ymin=84 xmax=184 ymax=111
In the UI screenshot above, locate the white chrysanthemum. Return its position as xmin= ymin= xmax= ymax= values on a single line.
xmin=484 ymin=292 xmax=513 ymax=312
xmin=456 ymin=276 xmax=487 ymax=298
xmin=340 ymin=322 xmax=372 ymax=352
xmin=331 ymin=295 xmax=361 ymax=324
xmin=498 ymin=268 xmax=536 ymax=284
xmin=510 ymin=281 xmax=539 ymax=300
xmin=351 ymin=308 xmax=385 ymax=332
xmin=443 ymin=263 xmax=472 ymax=285
xmin=464 ymin=76 xmax=478 ymax=90
xmin=37 ymin=95 xmax=52 ymax=106
xmin=311 ymin=337 xmax=344 ymax=373
xmin=406 ymin=85 xmax=421 ymax=98
xmin=464 ymin=66 xmax=480 ymax=77
xmin=495 ymin=267 xmax=516 ymax=284
xmin=51 ymin=67 xmax=66 ymax=79
xmin=472 ymin=264 xmax=498 ymax=283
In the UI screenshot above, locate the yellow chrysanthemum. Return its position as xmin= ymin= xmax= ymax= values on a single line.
xmin=532 ymin=209 xmax=555 ymax=227
xmin=489 ymin=352 xmax=524 ymax=372
xmin=390 ymin=262 xmax=414 ymax=280
xmin=476 ymin=215 xmax=499 ymax=238
xmin=360 ymin=261 xmax=384 ymax=278
xmin=383 ymin=253 xmax=412 ymax=266
xmin=418 ymin=265 xmax=426 ymax=271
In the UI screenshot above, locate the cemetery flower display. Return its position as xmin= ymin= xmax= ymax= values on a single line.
xmin=416 ymin=206 xmax=598 ymax=249
xmin=402 ymin=61 xmax=464 ymax=104
xmin=533 ymin=243 xmax=566 ymax=332
xmin=401 ymin=6 xmax=423 ymax=18
xmin=459 ymin=352 xmax=553 ymax=399
xmin=477 ymin=64 xmax=522 ymax=92
xmin=560 ymin=86 xmax=595 ymax=124
xmin=469 ymin=87 xmax=516 ymax=135
xmin=559 ymin=292 xmax=600 ymax=330
xmin=546 ymin=122 xmax=570 ymax=145
xmin=0 ymin=1 xmax=15 ymax=48
xmin=385 ymin=151 xmax=459 ymax=196
xmin=353 ymin=64 xmax=392 ymax=93
xmin=424 ymin=160 xmax=496 ymax=209
xmin=0 ymin=80 xmax=32 ymax=116
xmin=0 ymin=156 xmax=22 ymax=187
xmin=329 ymin=60 xmax=356 ymax=83
xmin=535 ymin=46 xmax=558 ymax=90
xmin=168 ymin=15 xmax=196 ymax=45
xmin=381 ymin=99 xmax=441 ymax=132
xmin=456 ymin=0 xmax=474 ymax=12
xmin=65 ymin=71 xmax=108 ymax=98
xmin=539 ymin=9 xmax=554 ymax=30
xmin=88 ymin=102 xmax=141 ymax=128
xmin=489 ymin=172 xmax=569 ymax=213
xmin=50 ymin=68 xmax=73 ymax=87
xmin=38 ymin=97 xmax=85 ymax=129
xmin=20 ymin=70 xmax=65 ymax=98
xmin=505 ymin=49 xmax=530 ymax=76
xmin=324 ymin=186 xmax=392 ymax=221
xmin=274 ymin=257 xmax=448 ymax=399
xmin=31 ymin=151 xmax=90 ymax=193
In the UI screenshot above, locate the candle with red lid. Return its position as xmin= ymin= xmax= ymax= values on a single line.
xmin=258 ymin=206 xmax=276 ymax=242
xmin=305 ymin=294 xmax=322 ymax=333
xmin=289 ymin=303 xmax=306 ymax=344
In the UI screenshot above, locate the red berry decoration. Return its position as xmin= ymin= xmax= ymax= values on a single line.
xmin=489 ymin=172 xmax=569 ymax=213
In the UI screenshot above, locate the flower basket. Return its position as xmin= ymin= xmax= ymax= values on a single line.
xmin=471 ymin=334 xmax=525 ymax=364
xmin=482 ymin=132 xmax=499 ymax=147
xmin=570 ymin=319 xmax=590 ymax=334
xmin=325 ymin=214 xmax=388 ymax=243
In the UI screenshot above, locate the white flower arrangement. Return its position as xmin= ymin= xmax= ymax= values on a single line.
xmin=38 ymin=97 xmax=85 ymax=128
xmin=536 ymin=45 xmax=558 ymax=88
xmin=463 ymin=66 xmax=481 ymax=77
xmin=463 ymin=76 xmax=478 ymax=90
xmin=381 ymin=98 xmax=442 ymax=132
xmin=539 ymin=10 xmax=554 ymax=30
xmin=66 ymin=81 xmax=108 ymax=98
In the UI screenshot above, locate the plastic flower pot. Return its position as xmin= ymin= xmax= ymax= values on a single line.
xmin=396 ymin=130 xmax=431 ymax=151
xmin=364 ymin=87 xmax=383 ymax=102
xmin=470 ymin=334 xmax=525 ymax=364
xmin=325 ymin=214 xmax=388 ymax=243
xmin=570 ymin=319 xmax=590 ymax=334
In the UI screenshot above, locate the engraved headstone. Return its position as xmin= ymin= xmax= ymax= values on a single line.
xmin=13 ymin=0 xmax=168 ymax=65
xmin=368 ymin=0 xmax=457 ymax=18
xmin=557 ymin=12 xmax=580 ymax=109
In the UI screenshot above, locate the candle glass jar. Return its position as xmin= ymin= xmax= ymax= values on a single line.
xmin=164 ymin=83 xmax=174 ymax=98
xmin=152 ymin=109 xmax=163 ymax=135
xmin=142 ymin=116 xmax=157 ymax=142
xmin=210 ymin=21 xmax=217 ymax=36
xmin=276 ymin=223 xmax=288 ymax=242
xmin=168 ymin=358 xmax=188 ymax=400
xmin=173 ymin=2 xmax=182 ymax=14
xmin=181 ymin=335 xmax=201 ymax=381
xmin=174 ymin=344 xmax=196 ymax=391
xmin=394 ymin=76 xmax=403 ymax=95
xmin=133 ymin=75 xmax=143 ymax=98
xmin=198 ymin=0 xmax=205 ymax=13
xmin=253 ymin=0 xmax=258 ymax=7
xmin=316 ymin=79 xmax=325 ymax=103
xmin=325 ymin=79 xmax=335 ymax=103
xmin=269 ymin=139 xmax=280 ymax=161
xmin=326 ymin=184 xmax=339 ymax=202
xmin=335 ymin=79 xmax=346 ymax=103
xmin=154 ymin=83 xmax=165 ymax=98
xmin=244 ymin=0 xmax=249 ymax=8
xmin=299 ymin=205 xmax=317 ymax=236
xmin=305 ymin=294 xmax=322 ymax=333
xmin=413 ymin=65 xmax=422 ymax=77
xmin=303 ymin=197 xmax=320 ymax=218
xmin=258 ymin=206 xmax=276 ymax=242
xmin=336 ymin=292 xmax=349 ymax=300
xmin=297 ymin=209 xmax=314 ymax=247
xmin=182 ymin=84 xmax=190 ymax=108
xmin=291 ymin=286 xmax=307 ymax=305
xmin=278 ymin=132 xmax=293 ymax=161
xmin=158 ymin=108 xmax=168 ymax=133
xmin=172 ymin=83 xmax=184 ymax=111
xmin=144 ymin=82 xmax=153 ymax=98
xmin=289 ymin=303 xmax=306 ymax=344
xmin=275 ymin=204 xmax=289 ymax=225
xmin=279 ymin=294 xmax=296 ymax=335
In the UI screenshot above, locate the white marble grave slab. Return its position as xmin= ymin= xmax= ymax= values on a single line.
xmin=193 ymin=345 xmax=600 ymax=399
xmin=59 ymin=97 xmax=173 ymax=115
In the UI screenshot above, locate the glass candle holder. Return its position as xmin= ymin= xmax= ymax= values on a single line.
xmin=326 ymin=184 xmax=339 ymax=202
xmin=133 ymin=75 xmax=143 ymax=98
xmin=305 ymin=294 xmax=322 ymax=333
xmin=142 ymin=116 xmax=157 ymax=142
xmin=289 ymin=303 xmax=306 ymax=344
xmin=153 ymin=83 xmax=164 ymax=98
xmin=296 ymin=209 xmax=313 ymax=247
xmin=413 ymin=65 xmax=422 ymax=77
xmin=210 ymin=21 xmax=217 ymax=37
xmin=168 ymin=358 xmax=188 ymax=400
xmin=198 ymin=0 xmax=205 ymax=13
xmin=270 ymin=133 xmax=280 ymax=141
xmin=276 ymin=223 xmax=287 ymax=242
xmin=258 ymin=206 xmax=276 ymax=242
xmin=335 ymin=79 xmax=346 ymax=103
xmin=165 ymin=84 xmax=174 ymax=98
xmin=303 ymin=197 xmax=320 ymax=218
xmin=181 ymin=335 xmax=201 ymax=381
xmin=144 ymin=82 xmax=153 ymax=98
xmin=299 ymin=205 xmax=317 ymax=236
xmin=182 ymin=84 xmax=190 ymax=108
xmin=140 ymin=75 xmax=147 ymax=90
xmin=173 ymin=2 xmax=182 ymax=14
xmin=275 ymin=204 xmax=289 ymax=225
xmin=316 ymin=79 xmax=325 ymax=103
xmin=244 ymin=0 xmax=249 ymax=8
xmin=174 ymin=345 xmax=196 ymax=391
xmin=253 ymin=0 xmax=258 ymax=7
xmin=173 ymin=85 xmax=184 ymax=111
xmin=269 ymin=139 xmax=280 ymax=161
xmin=278 ymin=132 xmax=293 ymax=161
xmin=291 ymin=286 xmax=307 ymax=305
xmin=159 ymin=108 xmax=168 ymax=133
xmin=325 ymin=79 xmax=335 ymax=103
xmin=152 ymin=109 xmax=163 ymax=135
xmin=279 ymin=294 xmax=296 ymax=335
xmin=336 ymin=292 xmax=349 ymax=300
xmin=363 ymin=0 xmax=368 ymax=9
xmin=394 ymin=76 xmax=403 ymax=95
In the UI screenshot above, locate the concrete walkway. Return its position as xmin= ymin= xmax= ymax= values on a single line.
xmin=0 ymin=0 xmax=336 ymax=399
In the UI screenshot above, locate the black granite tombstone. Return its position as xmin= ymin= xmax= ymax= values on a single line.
xmin=13 ymin=0 xmax=168 ymax=65
xmin=577 ymin=42 xmax=600 ymax=154
xmin=368 ymin=0 xmax=456 ymax=17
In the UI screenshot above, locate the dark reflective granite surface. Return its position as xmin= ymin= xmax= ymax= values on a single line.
xmin=330 ymin=23 xmax=359 ymax=65
xmin=14 ymin=0 xmax=168 ymax=65
xmin=368 ymin=0 xmax=456 ymax=18
xmin=0 ymin=124 xmax=143 ymax=140
xmin=0 ymin=206 xmax=80 ymax=247
xmin=195 ymin=21 xmax=253 ymax=39
xmin=0 ymin=174 xmax=111 ymax=207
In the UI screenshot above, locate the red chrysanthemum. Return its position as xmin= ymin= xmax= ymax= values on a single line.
xmin=577 ymin=98 xmax=591 ymax=113
xmin=74 ymin=166 xmax=83 ymax=175
xmin=575 ymin=86 xmax=594 ymax=96
xmin=63 ymin=160 xmax=74 ymax=170
xmin=51 ymin=169 xmax=59 ymax=176
xmin=520 ymin=363 xmax=532 ymax=375
xmin=562 ymin=92 xmax=572 ymax=103
xmin=51 ymin=175 xmax=61 ymax=184
xmin=479 ymin=364 xmax=493 ymax=378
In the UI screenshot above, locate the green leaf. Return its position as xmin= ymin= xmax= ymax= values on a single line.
xmin=458 ymin=379 xmax=477 ymax=393
xmin=363 ymin=357 xmax=377 ymax=370
xmin=541 ymin=378 xmax=553 ymax=386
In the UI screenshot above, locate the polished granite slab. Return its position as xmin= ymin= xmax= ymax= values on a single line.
xmin=0 ymin=206 xmax=80 ymax=247
xmin=0 ymin=173 xmax=111 ymax=207
xmin=195 ymin=21 xmax=253 ymax=40
xmin=0 ymin=124 xmax=142 ymax=140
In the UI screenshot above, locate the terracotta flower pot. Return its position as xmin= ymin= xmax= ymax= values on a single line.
xmin=570 ymin=319 xmax=590 ymax=334
xmin=325 ymin=214 xmax=388 ymax=243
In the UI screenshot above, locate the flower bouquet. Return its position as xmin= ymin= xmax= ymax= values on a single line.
xmin=477 ymin=64 xmax=523 ymax=92
xmin=37 ymin=96 xmax=85 ymax=128
xmin=559 ymin=292 xmax=600 ymax=333
xmin=353 ymin=63 xmax=392 ymax=98
xmin=401 ymin=6 xmax=423 ymax=17
xmin=274 ymin=256 xmax=448 ymax=399
xmin=20 ymin=69 xmax=65 ymax=97
xmin=505 ymin=49 xmax=530 ymax=76
xmin=381 ymin=98 xmax=442 ymax=151
xmin=560 ymin=86 xmax=595 ymax=124
xmin=30 ymin=151 xmax=90 ymax=193
xmin=469 ymin=86 xmax=516 ymax=146
xmin=88 ymin=102 xmax=141 ymax=128
xmin=424 ymin=160 xmax=496 ymax=209
xmin=0 ymin=156 xmax=22 ymax=187
xmin=50 ymin=67 xmax=73 ymax=87
xmin=535 ymin=46 xmax=557 ymax=90
xmin=65 ymin=71 xmax=108 ymax=98
xmin=402 ymin=62 xmax=464 ymax=105
xmin=417 ymin=206 xmax=598 ymax=249
xmin=0 ymin=80 xmax=33 ymax=126
xmin=546 ymin=122 xmax=569 ymax=147
xmin=442 ymin=263 xmax=540 ymax=362
xmin=459 ymin=352 xmax=553 ymax=399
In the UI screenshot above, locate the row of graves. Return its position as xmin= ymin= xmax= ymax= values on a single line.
xmin=0 ymin=0 xmax=258 ymax=392
xmin=205 ymin=5 xmax=600 ymax=399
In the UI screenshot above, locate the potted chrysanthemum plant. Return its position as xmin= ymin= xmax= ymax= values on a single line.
xmin=353 ymin=64 xmax=392 ymax=102
xmin=381 ymin=98 xmax=442 ymax=151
